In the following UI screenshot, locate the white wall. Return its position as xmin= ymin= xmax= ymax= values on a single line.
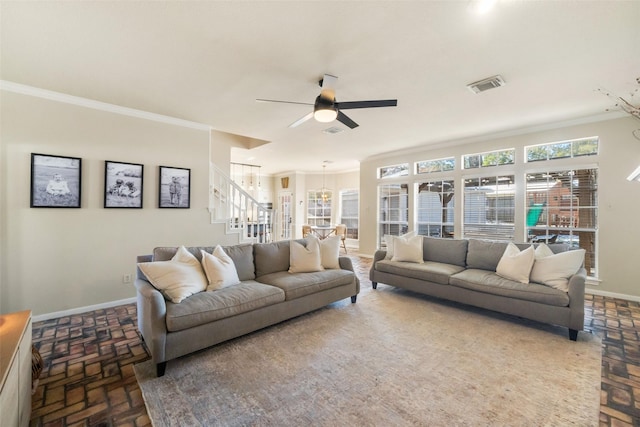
xmin=0 ymin=91 xmax=238 ymax=316
xmin=360 ymin=116 xmax=640 ymax=299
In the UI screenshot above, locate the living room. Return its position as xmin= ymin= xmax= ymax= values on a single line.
xmin=1 ymin=1 xmax=640 ymax=426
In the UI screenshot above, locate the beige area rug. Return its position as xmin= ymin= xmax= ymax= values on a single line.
xmin=135 ymin=286 xmax=602 ymax=427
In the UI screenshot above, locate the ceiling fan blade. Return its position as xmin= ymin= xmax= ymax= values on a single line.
xmin=336 ymin=111 xmax=359 ymax=129
xmin=289 ymin=111 xmax=314 ymax=128
xmin=335 ymin=99 xmax=398 ymax=110
xmin=319 ymin=74 xmax=338 ymax=101
xmin=256 ymin=98 xmax=313 ymax=106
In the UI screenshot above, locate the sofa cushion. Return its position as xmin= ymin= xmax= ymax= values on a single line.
xmin=496 ymin=243 xmax=535 ymax=284
xmin=384 ymin=231 xmax=417 ymax=259
xmin=392 ymin=234 xmax=424 ymax=263
xmin=423 ymin=237 xmax=468 ymax=267
xmin=138 ymin=246 xmax=208 ymax=304
xmin=165 ymin=280 xmax=285 ymax=332
xmin=200 ymin=247 xmax=241 ymax=291
xmin=257 ymin=269 xmax=354 ymax=300
xmin=376 ymin=260 xmax=464 ymax=285
xmin=222 ymin=244 xmax=255 ymax=281
xmin=465 ymin=239 xmax=509 ymax=271
xmin=152 ymin=245 xmax=255 ymax=281
xmin=254 ymin=240 xmax=292 ymax=276
xmin=289 ymin=238 xmax=323 ymax=273
xmin=449 ymin=269 xmax=570 ymax=307
xmin=317 ymin=235 xmax=341 ymax=269
xmin=531 ymin=243 xmax=586 ymax=292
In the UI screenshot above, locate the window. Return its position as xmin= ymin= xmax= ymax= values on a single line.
xmin=463 ymin=175 xmax=515 ymax=240
xmin=379 ymin=183 xmax=408 ymax=247
xmin=339 ymin=189 xmax=359 ymax=239
xmin=526 ymin=137 xmax=598 ymax=162
xmin=307 ymin=190 xmax=332 ymax=226
xmin=526 ymin=168 xmax=598 ymax=276
xmin=378 ymin=163 xmax=409 ymax=179
xmin=415 ymin=180 xmax=454 ymax=238
xmin=463 ymin=149 xmax=515 ymax=169
xmin=416 ymin=157 xmax=455 ymax=174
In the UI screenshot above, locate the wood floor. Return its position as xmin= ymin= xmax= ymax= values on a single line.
xmin=29 ymin=256 xmax=640 ymax=426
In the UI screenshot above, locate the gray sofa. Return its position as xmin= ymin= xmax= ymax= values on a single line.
xmin=370 ymin=237 xmax=586 ymax=340
xmin=136 ymin=240 xmax=360 ymax=377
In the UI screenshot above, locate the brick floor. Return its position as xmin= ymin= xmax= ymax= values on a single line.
xmin=29 ymin=255 xmax=640 ymax=426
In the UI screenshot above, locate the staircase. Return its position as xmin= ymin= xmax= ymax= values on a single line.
xmin=209 ymin=163 xmax=274 ymax=244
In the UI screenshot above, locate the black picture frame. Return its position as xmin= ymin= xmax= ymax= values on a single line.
xmin=30 ymin=153 xmax=82 ymax=208
xmin=104 ymin=161 xmax=144 ymax=208
xmin=159 ymin=166 xmax=190 ymax=208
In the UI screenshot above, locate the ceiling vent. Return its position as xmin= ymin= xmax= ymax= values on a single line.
xmin=467 ymin=75 xmax=506 ymax=94
xmin=323 ymin=126 xmax=344 ymax=135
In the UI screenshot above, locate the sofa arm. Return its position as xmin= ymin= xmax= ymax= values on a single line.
xmin=339 ymin=256 xmax=355 ymax=271
xmin=567 ymin=267 xmax=587 ymax=331
xmin=369 ymin=250 xmax=387 ymax=281
xmin=134 ymin=276 xmax=168 ymax=366
xmin=373 ymin=250 xmax=387 ymax=264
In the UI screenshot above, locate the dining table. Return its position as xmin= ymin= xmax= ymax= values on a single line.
xmin=311 ymin=225 xmax=336 ymax=240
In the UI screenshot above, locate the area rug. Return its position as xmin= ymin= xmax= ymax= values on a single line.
xmin=135 ymin=286 xmax=602 ymax=426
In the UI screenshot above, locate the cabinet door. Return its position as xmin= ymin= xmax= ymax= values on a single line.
xmin=0 ymin=358 xmax=20 ymax=427
xmin=18 ymin=321 xmax=32 ymax=426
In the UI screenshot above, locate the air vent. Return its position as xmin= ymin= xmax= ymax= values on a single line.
xmin=467 ymin=75 xmax=506 ymax=94
xmin=323 ymin=126 xmax=344 ymax=135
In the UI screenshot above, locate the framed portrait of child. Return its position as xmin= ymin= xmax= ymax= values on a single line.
xmin=159 ymin=166 xmax=190 ymax=208
xmin=30 ymin=153 xmax=82 ymax=208
xmin=104 ymin=160 xmax=144 ymax=208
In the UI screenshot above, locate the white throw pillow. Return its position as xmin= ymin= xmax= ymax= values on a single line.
xmin=496 ymin=243 xmax=535 ymax=284
xmin=310 ymin=234 xmax=341 ymax=269
xmin=530 ymin=243 xmax=586 ymax=292
xmin=200 ymin=247 xmax=241 ymax=291
xmin=137 ymin=246 xmax=208 ymax=303
xmin=384 ymin=231 xmax=418 ymax=259
xmin=391 ymin=235 xmax=424 ymax=263
xmin=289 ymin=238 xmax=324 ymax=273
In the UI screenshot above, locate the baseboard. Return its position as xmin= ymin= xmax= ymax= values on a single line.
xmin=32 ymin=297 xmax=137 ymax=322
xmin=30 ymin=289 xmax=640 ymax=323
xmin=586 ymin=288 xmax=640 ymax=303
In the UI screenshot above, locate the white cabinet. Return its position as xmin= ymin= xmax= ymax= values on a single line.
xmin=0 ymin=310 xmax=32 ymax=427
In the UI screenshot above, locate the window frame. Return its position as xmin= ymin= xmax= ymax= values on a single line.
xmin=378 ymin=182 xmax=409 ymax=248
xmin=307 ymin=189 xmax=332 ymax=226
xmin=414 ymin=178 xmax=455 ymax=239
xmin=339 ymin=188 xmax=359 ymax=240
xmin=462 ymin=173 xmax=516 ymax=241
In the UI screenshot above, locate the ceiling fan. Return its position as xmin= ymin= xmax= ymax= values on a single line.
xmin=256 ymin=74 xmax=397 ymax=129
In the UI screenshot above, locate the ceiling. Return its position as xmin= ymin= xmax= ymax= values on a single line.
xmin=2 ymin=1 xmax=639 ymax=175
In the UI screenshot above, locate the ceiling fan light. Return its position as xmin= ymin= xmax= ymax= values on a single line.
xmin=314 ymin=108 xmax=338 ymax=122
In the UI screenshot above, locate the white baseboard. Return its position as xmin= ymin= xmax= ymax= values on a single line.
xmin=32 ymin=297 xmax=137 ymax=322
xmin=29 ymin=288 xmax=640 ymax=323
xmin=586 ymin=288 xmax=640 ymax=303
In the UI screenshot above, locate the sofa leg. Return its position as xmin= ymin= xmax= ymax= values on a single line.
xmin=569 ymin=329 xmax=578 ymax=341
xmin=372 ymin=281 xmax=378 ymax=289
xmin=351 ymin=295 xmax=357 ymax=303
xmin=156 ymin=362 xmax=167 ymax=377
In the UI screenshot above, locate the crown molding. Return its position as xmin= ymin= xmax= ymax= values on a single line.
xmin=0 ymin=80 xmax=212 ymax=131
xmin=364 ymin=111 xmax=628 ymax=163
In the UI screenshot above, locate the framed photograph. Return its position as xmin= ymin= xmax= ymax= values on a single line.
xmin=30 ymin=153 xmax=82 ymax=208
xmin=104 ymin=161 xmax=144 ymax=208
xmin=159 ymin=166 xmax=190 ymax=208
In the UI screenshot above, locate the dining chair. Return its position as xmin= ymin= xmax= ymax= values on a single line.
xmin=335 ymin=224 xmax=348 ymax=253
xmin=302 ymin=224 xmax=312 ymax=238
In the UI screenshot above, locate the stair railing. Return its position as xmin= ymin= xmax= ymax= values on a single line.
xmin=209 ymin=163 xmax=274 ymax=243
